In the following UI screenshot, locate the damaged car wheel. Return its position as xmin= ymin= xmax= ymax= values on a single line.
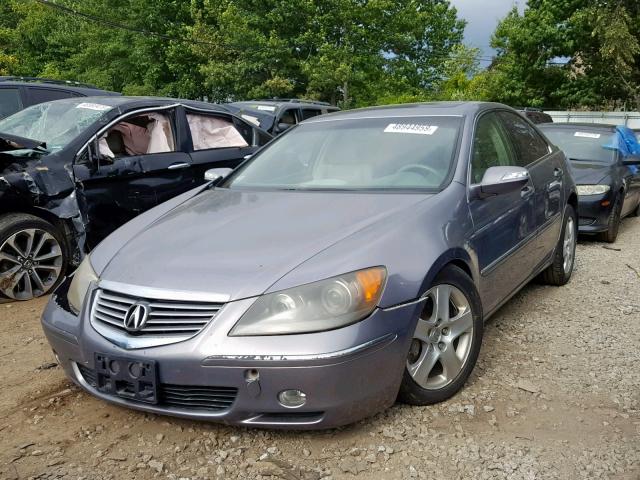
xmin=0 ymin=213 xmax=65 ymax=300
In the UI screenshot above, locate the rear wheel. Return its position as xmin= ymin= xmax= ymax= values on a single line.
xmin=398 ymin=265 xmax=483 ymax=405
xmin=540 ymin=204 xmax=576 ymax=286
xmin=0 ymin=214 xmax=66 ymax=301
xmin=598 ymin=195 xmax=622 ymax=243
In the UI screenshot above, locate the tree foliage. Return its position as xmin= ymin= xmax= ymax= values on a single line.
xmin=484 ymin=1 xmax=640 ymax=110
xmin=0 ymin=0 xmax=465 ymax=107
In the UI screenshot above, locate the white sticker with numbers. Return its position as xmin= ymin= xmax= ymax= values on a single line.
xmin=384 ymin=123 xmax=438 ymax=135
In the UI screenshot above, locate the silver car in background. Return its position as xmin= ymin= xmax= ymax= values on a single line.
xmin=41 ymin=102 xmax=577 ymax=429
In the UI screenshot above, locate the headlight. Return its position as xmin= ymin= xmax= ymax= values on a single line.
xmin=576 ymin=184 xmax=610 ymax=196
xmin=229 ymin=267 xmax=387 ymax=336
xmin=67 ymin=256 xmax=98 ymax=314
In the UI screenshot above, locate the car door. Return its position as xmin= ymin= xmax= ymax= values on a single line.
xmin=497 ymin=111 xmax=563 ymax=269
xmin=73 ymin=106 xmax=195 ymax=248
xmin=467 ymin=111 xmax=538 ymax=313
xmin=184 ymin=107 xmax=266 ymax=181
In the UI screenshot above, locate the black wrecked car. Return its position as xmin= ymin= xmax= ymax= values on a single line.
xmin=225 ymin=99 xmax=340 ymax=135
xmin=539 ymin=123 xmax=640 ymax=242
xmin=0 ymin=96 xmax=272 ymax=300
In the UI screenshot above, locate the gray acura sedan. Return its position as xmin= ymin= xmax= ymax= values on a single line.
xmin=41 ymin=102 xmax=577 ymax=429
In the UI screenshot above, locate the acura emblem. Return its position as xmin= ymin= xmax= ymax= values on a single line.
xmin=123 ymin=302 xmax=150 ymax=332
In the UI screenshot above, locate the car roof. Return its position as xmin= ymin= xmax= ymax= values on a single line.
xmin=302 ymin=101 xmax=507 ymax=123
xmin=0 ymin=77 xmax=119 ymax=96
xmin=538 ymin=122 xmax=617 ymax=132
xmin=21 ymin=95 xmax=228 ymax=112
xmin=229 ymin=99 xmax=335 ymax=108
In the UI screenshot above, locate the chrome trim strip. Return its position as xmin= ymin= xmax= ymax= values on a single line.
xmin=98 ymin=279 xmax=230 ymax=303
xmin=202 ymin=333 xmax=397 ymax=367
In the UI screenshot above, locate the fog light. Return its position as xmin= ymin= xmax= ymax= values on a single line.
xmin=278 ymin=389 xmax=307 ymax=408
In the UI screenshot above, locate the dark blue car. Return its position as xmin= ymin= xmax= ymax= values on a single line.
xmin=540 ymin=123 xmax=640 ymax=242
xmin=42 ymin=102 xmax=578 ymax=428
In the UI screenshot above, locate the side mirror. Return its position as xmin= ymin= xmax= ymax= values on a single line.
xmin=276 ymin=122 xmax=292 ymax=133
xmin=622 ymin=155 xmax=640 ymax=166
xmin=204 ymin=167 xmax=233 ymax=183
xmin=473 ymin=166 xmax=530 ymax=198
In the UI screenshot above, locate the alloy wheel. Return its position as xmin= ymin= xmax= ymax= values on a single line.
xmin=0 ymin=228 xmax=63 ymax=300
xmin=563 ymin=216 xmax=576 ymax=274
xmin=407 ymin=284 xmax=474 ymax=390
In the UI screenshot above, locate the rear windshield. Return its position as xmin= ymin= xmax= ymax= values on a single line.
xmin=225 ymin=116 xmax=463 ymax=191
xmin=541 ymin=128 xmax=616 ymax=164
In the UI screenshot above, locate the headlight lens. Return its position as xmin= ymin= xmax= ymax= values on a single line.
xmin=67 ymin=256 xmax=98 ymax=314
xmin=576 ymin=184 xmax=610 ymax=195
xmin=229 ymin=267 xmax=387 ymax=336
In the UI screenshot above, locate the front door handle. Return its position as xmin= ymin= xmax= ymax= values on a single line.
xmin=168 ymin=162 xmax=190 ymax=170
xmin=521 ymin=185 xmax=534 ymax=198
xmin=554 ymin=167 xmax=563 ymax=178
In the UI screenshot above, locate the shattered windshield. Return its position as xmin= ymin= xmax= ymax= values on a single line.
xmin=225 ymin=116 xmax=462 ymax=191
xmin=0 ymin=99 xmax=113 ymax=152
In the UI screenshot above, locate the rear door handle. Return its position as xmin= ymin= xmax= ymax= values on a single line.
xmin=168 ymin=162 xmax=190 ymax=170
xmin=554 ymin=167 xmax=563 ymax=178
xmin=521 ymin=185 xmax=534 ymax=198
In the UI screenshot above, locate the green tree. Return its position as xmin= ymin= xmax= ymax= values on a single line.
xmin=485 ymin=1 xmax=640 ymax=110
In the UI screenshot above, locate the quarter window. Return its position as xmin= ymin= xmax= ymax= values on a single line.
xmin=471 ymin=113 xmax=517 ymax=184
xmin=498 ymin=111 xmax=550 ymax=165
xmin=0 ymin=88 xmax=23 ymax=119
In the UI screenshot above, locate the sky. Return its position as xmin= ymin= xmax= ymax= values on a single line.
xmin=450 ymin=0 xmax=526 ymax=62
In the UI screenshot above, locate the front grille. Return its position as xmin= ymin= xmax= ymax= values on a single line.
xmin=92 ymin=289 xmax=224 ymax=336
xmin=76 ymin=364 xmax=238 ymax=412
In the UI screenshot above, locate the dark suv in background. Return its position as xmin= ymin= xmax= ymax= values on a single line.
xmin=225 ymin=99 xmax=340 ymax=135
xmin=0 ymin=76 xmax=120 ymax=119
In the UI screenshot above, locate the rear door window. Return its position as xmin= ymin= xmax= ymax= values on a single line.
xmin=0 ymin=88 xmax=23 ymax=119
xmin=301 ymin=108 xmax=321 ymax=120
xmin=186 ymin=113 xmax=249 ymax=151
xmin=498 ymin=111 xmax=550 ymax=166
xmin=278 ymin=108 xmax=299 ymax=127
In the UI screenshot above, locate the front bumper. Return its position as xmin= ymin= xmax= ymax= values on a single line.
xmin=577 ymin=194 xmax=613 ymax=233
xmin=41 ymin=281 xmax=421 ymax=429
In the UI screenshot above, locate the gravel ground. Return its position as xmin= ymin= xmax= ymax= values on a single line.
xmin=0 ymin=218 xmax=639 ymax=480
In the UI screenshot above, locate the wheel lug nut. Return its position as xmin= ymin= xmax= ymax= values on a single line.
xmin=438 ymin=342 xmax=446 ymax=351
xmin=442 ymin=327 xmax=449 ymax=335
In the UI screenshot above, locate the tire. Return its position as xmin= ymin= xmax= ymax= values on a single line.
xmin=398 ymin=264 xmax=483 ymax=405
xmin=0 ymin=213 xmax=67 ymax=301
xmin=598 ymin=195 xmax=622 ymax=243
xmin=540 ymin=204 xmax=577 ymax=286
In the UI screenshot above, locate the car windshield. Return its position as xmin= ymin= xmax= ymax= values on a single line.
xmin=0 ymin=99 xmax=113 ymax=152
xmin=542 ymin=128 xmax=616 ymax=164
xmin=225 ymin=116 xmax=463 ymax=191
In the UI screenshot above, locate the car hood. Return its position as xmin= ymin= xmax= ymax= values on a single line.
xmin=569 ymin=160 xmax=612 ymax=184
xmin=99 ymin=188 xmax=430 ymax=301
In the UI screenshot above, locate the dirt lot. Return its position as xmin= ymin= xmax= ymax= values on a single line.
xmin=1 ymin=220 xmax=639 ymax=480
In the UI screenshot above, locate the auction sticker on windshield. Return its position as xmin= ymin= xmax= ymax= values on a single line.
xmin=75 ymin=102 xmax=112 ymax=111
xmin=574 ymin=131 xmax=601 ymax=139
xmin=384 ymin=124 xmax=438 ymax=135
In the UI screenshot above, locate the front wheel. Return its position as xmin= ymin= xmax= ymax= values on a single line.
xmin=0 ymin=214 xmax=66 ymax=301
xmin=398 ymin=265 xmax=483 ymax=405
xmin=598 ymin=195 xmax=622 ymax=243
